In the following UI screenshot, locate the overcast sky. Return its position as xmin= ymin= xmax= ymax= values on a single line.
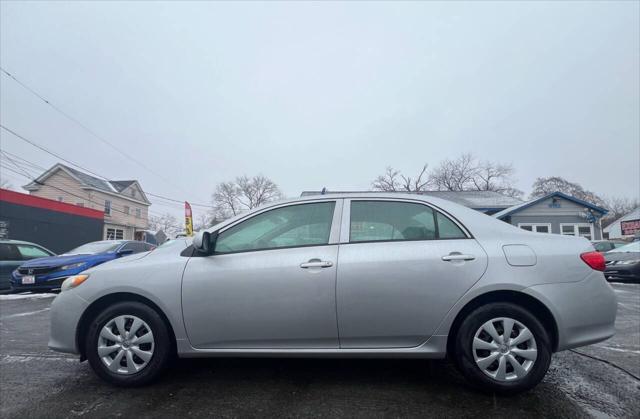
xmin=1 ymin=1 xmax=638 ymax=221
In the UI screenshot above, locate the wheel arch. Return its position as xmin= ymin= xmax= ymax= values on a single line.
xmin=445 ymin=290 xmax=559 ymax=356
xmin=76 ymin=292 xmax=177 ymax=361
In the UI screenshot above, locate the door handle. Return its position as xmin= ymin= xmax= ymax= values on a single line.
xmin=300 ymin=260 xmax=333 ymax=269
xmin=442 ymin=253 xmax=475 ymax=262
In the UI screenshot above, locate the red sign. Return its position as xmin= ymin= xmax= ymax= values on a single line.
xmin=621 ymin=219 xmax=640 ymax=236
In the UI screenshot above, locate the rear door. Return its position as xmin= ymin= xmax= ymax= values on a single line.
xmin=336 ymin=199 xmax=488 ymax=348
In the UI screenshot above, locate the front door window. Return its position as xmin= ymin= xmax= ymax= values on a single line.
xmin=215 ymin=202 xmax=335 ymax=253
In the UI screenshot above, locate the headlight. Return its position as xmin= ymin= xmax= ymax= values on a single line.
xmin=59 ymin=262 xmax=87 ymax=271
xmin=61 ymin=274 xmax=90 ymax=292
xmin=618 ymin=259 xmax=640 ymax=265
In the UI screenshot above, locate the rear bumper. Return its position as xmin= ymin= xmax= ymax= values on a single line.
xmin=524 ymin=271 xmax=617 ymax=352
xmin=48 ymin=291 xmax=88 ymax=355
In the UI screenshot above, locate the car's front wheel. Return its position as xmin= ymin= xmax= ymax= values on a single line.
xmin=85 ymin=301 xmax=172 ymax=386
xmin=453 ymin=302 xmax=552 ymax=394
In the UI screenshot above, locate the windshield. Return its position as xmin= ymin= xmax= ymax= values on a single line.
xmin=66 ymin=241 xmax=124 ymax=255
xmin=608 ymin=242 xmax=640 ymax=253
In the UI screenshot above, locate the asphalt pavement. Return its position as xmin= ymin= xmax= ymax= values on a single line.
xmin=0 ymin=284 xmax=638 ymax=418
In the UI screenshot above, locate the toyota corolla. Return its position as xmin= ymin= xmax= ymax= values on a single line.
xmin=48 ymin=193 xmax=617 ymax=394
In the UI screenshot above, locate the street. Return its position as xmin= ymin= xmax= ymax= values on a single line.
xmin=0 ymin=284 xmax=638 ymax=419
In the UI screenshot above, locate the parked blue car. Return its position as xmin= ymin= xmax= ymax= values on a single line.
xmin=11 ymin=240 xmax=155 ymax=291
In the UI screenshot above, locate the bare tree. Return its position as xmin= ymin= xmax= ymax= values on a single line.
xmin=602 ymin=196 xmax=640 ymax=227
xmin=472 ymin=161 xmax=524 ymax=198
xmin=428 ymin=153 xmax=478 ymax=191
xmin=372 ymin=154 xmax=522 ymax=198
xmin=530 ymin=176 xmax=606 ymax=207
xmin=211 ymin=175 xmax=283 ymax=220
xmin=148 ymin=212 xmax=181 ymax=235
xmin=371 ymin=164 xmax=430 ymax=192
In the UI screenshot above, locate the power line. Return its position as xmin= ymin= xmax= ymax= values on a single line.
xmin=0 ymin=163 xmax=160 ymax=222
xmin=0 ymin=155 xmax=168 ymax=218
xmin=0 ymin=124 xmax=214 ymax=209
xmin=0 ymin=66 xmax=195 ymax=198
xmin=1 ymin=149 xmax=195 ymax=210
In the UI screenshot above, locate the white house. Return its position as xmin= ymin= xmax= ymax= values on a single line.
xmin=603 ymin=208 xmax=640 ymax=239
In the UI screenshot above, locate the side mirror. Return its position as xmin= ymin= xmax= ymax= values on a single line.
xmin=117 ymin=249 xmax=134 ymax=257
xmin=193 ymin=231 xmax=218 ymax=255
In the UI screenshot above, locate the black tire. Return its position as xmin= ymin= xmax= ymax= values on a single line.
xmin=453 ymin=302 xmax=552 ymax=395
xmin=85 ymin=301 xmax=172 ymax=387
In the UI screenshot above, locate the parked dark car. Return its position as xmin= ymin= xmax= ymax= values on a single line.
xmin=10 ymin=240 xmax=155 ymax=292
xmin=0 ymin=239 xmax=55 ymax=290
xmin=591 ymin=240 xmax=628 ymax=253
xmin=604 ymin=242 xmax=640 ymax=282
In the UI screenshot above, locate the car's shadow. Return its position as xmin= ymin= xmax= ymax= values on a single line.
xmin=15 ymin=357 xmax=587 ymax=418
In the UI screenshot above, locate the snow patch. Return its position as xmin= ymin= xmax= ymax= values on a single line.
xmin=0 ymin=293 xmax=56 ymax=301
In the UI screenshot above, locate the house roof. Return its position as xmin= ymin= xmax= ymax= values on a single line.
xmin=24 ymin=164 xmax=150 ymax=205
xmin=493 ymin=191 xmax=609 ymax=220
xmin=109 ymin=180 xmax=136 ymax=192
xmin=300 ymin=190 xmax=523 ymax=210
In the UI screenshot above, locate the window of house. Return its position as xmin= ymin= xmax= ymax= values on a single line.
xmin=124 ymin=206 xmax=130 ymax=215
xmin=104 ymin=200 xmax=111 ymax=215
xmin=130 ymin=190 xmax=136 ymax=198
xmin=76 ymin=202 xmax=84 ymax=207
xmin=560 ymin=223 xmax=593 ymax=240
xmin=215 ymin=202 xmax=335 ymax=253
xmin=135 ymin=208 xmax=141 ymax=218
xmin=518 ymin=223 xmax=551 ymax=234
xmin=106 ymin=228 xmax=124 ymax=240
xmin=349 ymin=201 xmax=465 ymax=243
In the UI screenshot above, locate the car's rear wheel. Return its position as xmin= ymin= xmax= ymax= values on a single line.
xmin=453 ymin=302 xmax=551 ymax=394
xmin=85 ymin=301 xmax=171 ymax=386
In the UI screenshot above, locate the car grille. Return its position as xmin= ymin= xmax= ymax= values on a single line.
xmin=17 ymin=266 xmax=57 ymax=275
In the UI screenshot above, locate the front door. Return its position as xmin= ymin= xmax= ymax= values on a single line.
xmin=336 ymin=199 xmax=488 ymax=348
xmin=182 ymin=200 xmax=341 ymax=349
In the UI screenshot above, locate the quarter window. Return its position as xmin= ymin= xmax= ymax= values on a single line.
xmin=436 ymin=212 xmax=466 ymax=239
xmin=215 ymin=202 xmax=335 ymax=253
xmin=349 ymin=201 xmax=465 ymax=243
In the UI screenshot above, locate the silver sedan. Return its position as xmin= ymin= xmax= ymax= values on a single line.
xmin=49 ymin=193 xmax=617 ymax=394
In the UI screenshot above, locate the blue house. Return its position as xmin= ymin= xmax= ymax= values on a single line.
xmin=493 ymin=192 xmax=608 ymax=240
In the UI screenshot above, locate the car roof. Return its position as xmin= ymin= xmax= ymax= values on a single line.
xmin=0 ymin=239 xmax=47 ymax=246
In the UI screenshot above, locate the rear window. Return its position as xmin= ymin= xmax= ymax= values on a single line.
xmin=17 ymin=245 xmax=51 ymax=260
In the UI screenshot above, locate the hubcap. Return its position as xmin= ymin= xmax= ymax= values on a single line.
xmin=472 ymin=317 xmax=537 ymax=382
xmin=98 ymin=315 xmax=154 ymax=375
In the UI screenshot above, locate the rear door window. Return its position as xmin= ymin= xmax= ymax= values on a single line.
xmin=349 ymin=201 xmax=467 ymax=243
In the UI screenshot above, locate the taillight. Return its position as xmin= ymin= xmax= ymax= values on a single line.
xmin=580 ymin=251 xmax=606 ymax=272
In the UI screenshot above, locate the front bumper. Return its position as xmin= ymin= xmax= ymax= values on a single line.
xmin=524 ymin=271 xmax=617 ymax=352
xmin=11 ymin=277 xmax=68 ymax=292
xmin=48 ymin=290 xmax=89 ymax=355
